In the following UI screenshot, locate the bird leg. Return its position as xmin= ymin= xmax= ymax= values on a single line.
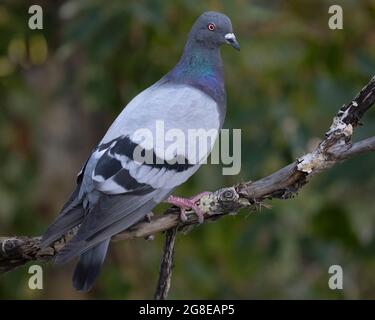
xmin=166 ymin=192 xmax=211 ymax=224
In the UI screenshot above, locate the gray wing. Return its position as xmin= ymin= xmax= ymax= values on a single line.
xmin=54 ymin=135 xmax=199 ymax=264
xmin=91 ymin=135 xmax=200 ymax=194
xmin=54 ymin=83 xmax=220 ymax=263
xmin=41 ymin=160 xmax=89 ymax=247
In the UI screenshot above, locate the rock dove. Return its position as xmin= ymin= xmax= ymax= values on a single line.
xmin=41 ymin=11 xmax=240 ymax=292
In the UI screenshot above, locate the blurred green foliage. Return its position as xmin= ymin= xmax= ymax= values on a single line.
xmin=1 ymin=0 xmax=375 ymax=299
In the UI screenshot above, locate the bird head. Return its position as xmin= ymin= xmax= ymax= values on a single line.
xmin=189 ymin=11 xmax=240 ymax=51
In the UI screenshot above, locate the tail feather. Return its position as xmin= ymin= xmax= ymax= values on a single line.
xmin=60 ymin=184 xmax=81 ymax=215
xmin=41 ymin=184 xmax=84 ymax=248
xmin=72 ymin=239 xmax=110 ymax=292
xmin=41 ymin=206 xmax=84 ymax=248
xmin=54 ymin=191 xmax=165 ymax=264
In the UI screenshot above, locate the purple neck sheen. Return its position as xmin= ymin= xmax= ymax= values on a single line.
xmin=166 ymin=42 xmax=226 ymax=104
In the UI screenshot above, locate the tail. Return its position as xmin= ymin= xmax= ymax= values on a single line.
xmin=41 ymin=206 xmax=84 ymax=247
xmin=41 ymin=185 xmax=84 ymax=248
xmin=72 ymin=239 xmax=110 ymax=292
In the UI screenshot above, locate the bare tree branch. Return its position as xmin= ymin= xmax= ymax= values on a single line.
xmin=334 ymin=136 xmax=375 ymax=159
xmin=154 ymin=227 xmax=178 ymax=300
xmin=1 ymin=76 xmax=375 ymax=280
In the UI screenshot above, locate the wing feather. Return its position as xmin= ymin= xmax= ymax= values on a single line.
xmin=54 ymin=84 xmax=221 ymax=263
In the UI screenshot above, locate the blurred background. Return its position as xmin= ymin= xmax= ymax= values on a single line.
xmin=1 ymin=0 xmax=375 ymax=299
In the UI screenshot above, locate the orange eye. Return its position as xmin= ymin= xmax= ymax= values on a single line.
xmin=207 ymin=23 xmax=216 ymax=31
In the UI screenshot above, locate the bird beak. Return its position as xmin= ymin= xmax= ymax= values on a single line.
xmin=225 ymin=33 xmax=240 ymax=51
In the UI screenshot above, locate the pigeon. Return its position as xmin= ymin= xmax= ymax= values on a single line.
xmin=41 ymin=11 xmax=240 ymax=292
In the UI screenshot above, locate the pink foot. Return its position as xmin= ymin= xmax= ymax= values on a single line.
xmin=189 ymin=192 xmax=211 ymax=204
xmin=166 ymin=192 xmax=211 ymax=223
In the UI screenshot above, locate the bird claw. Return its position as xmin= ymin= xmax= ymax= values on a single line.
xmin=179 ymin=208 xmax=188 ymax=222
xmin=145 ymin=212 xmax=154 ymax=223
xmin=166 ymin=192 xmax=211 ymax=224
xmin=189 ymin=191 xmax=211 ymax=204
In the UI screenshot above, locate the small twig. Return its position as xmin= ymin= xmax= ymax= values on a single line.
xmin=154 ymin=227 xmax=178 ymax=300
